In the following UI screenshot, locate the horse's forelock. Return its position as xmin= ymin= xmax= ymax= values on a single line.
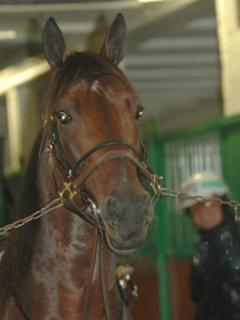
xmin=44 ymin=52 xmax=128 ymax=117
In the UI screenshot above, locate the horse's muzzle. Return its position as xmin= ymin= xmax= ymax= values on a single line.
xmin=101 ymin=191 xmax=153 ymax=253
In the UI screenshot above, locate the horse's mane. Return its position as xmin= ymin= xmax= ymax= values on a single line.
xmin=0 ymin=130 xmax=43 ymax=312
xmin=0 ymin=51 xmax=130 ymax=313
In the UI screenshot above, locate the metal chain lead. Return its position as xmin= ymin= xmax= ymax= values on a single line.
xmin=161 ymin=188 xmax=240 ymax=209
xmin=2 ymin=174 xmax=240 ymax=236
xmin=161 ymin=187 xmax=240 ymax=222
xmin=0 ymin=198 xmax=63 ymax=236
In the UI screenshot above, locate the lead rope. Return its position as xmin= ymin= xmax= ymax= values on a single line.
xmin=89 ymin=198 xmax=112 ymax=320
xmin=99 ymin=236 xmax=112 ymax=320
xmin=82 ymin=229 xmax=99 ymax=320
xmin=92 ymin=208 xmax=123 ymax=320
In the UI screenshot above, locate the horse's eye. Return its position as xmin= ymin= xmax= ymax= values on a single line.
xmin=56 ymin=111 xmax=72 ymax=124
xmin=136 ymin=107 xmax=144 ymax=119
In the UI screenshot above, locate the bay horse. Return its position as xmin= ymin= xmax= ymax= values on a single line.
xmin=0 ymin=13 xmax=155 ymax=319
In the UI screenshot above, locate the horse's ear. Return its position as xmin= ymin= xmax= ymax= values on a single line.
xmin=100 ymin=13 xmax=127 ymax=65
xmin=42 ymin=17 xmax=65 ymax=68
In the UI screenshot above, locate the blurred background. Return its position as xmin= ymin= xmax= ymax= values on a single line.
xmin=1 ymin=0 xmax=240 ymax=319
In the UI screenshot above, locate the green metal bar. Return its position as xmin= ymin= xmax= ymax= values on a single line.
xmin=147 ymin=139 xmax=171 ymax=319
xmin=159 ymin=114 xmax=240 ymax=142
xmin=220 ymin=126 xmax=240 ymax=201
xmin=158 ymin=253 xmax=171 ymax=320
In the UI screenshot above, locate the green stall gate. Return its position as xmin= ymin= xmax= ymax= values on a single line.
xmin=148 ymin=115 xmax=240 ymax=320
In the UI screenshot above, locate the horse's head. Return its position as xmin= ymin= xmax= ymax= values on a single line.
xmin=42 ymin=14 xmax=154 ymax=253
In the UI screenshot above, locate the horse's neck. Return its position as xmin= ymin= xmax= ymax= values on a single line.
xmin=15 ymin=147 xmax=121 ymax=319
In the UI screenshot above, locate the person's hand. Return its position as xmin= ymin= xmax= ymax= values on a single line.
xmin=190 ymin=204 xmax=224 ymax=230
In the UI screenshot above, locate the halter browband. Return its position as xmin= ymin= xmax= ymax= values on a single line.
xmin=50 ymin=113 xmax=151 ymax=182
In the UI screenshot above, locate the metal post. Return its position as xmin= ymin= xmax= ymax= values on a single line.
xmin=147 ymin=139 xmax=171 ymax=320
xmin=158 ymin=253 xmax=171 ymax=320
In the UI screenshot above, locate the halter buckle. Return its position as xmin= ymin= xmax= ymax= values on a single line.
xmin=58 ymin=181 xmax=77 ymax=200
xmin=85 ymin=196 xmax=100 ymax=218
xmin=150 ymin=175 xmax=162 ymax=199
xmin=116 ymin=264 xmax=138 ymax=307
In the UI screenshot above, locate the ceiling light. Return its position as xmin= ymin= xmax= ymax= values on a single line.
xmin=0 ymin=57 xmax=49 ymax=95
xmin=0 ymin=30 xmax=16 ymax=40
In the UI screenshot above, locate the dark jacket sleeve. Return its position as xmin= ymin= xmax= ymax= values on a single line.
xmin=191 ymin=213 xmax=240 ymax=318
xmin=190 ymin=236 xmax=217 ymax=303
xmin=210 ymin=218 xmax=240 ymax=316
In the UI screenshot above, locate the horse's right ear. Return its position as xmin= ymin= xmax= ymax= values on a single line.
xmin=100 ymin=13 xmax=127 ymax=65
xmin=42 ymin=17 xmax=65 ymax=69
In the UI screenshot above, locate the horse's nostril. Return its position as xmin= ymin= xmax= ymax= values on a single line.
xmin=104 ymin=197 xmax=123 ymax=225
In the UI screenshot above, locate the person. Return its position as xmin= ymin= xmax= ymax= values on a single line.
xmin=181 ymin=172 xmax=240 ymax=320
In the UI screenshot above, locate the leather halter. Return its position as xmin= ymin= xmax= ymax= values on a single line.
xmin=50 ymin=112 xmax=155 ymax=209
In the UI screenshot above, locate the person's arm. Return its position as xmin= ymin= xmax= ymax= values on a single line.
xmin=205 ymin=216 xmax=240 ymax=317
xmin=208 ymin=216 xmax=240 ymax=268
xmin=190 ymin=239 xmax=215 ymax=303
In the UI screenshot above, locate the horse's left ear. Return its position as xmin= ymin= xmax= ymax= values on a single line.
xmin=100 ymin=13 xmax=127 ymax=65
xmin=42 ymin=17 xmax=66 ymax=68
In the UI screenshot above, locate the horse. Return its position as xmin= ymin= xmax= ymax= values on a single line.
xmin=0 ymin=13 xmax=156 ymax=319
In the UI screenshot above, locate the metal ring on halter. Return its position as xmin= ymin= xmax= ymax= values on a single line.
xmin=87 ymin=196 xmax=100 ymax=219
xmin=58 ymin=181 xmax=77 ymax=200
xmin=85 ymin=195 xmax=105 ymax=238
